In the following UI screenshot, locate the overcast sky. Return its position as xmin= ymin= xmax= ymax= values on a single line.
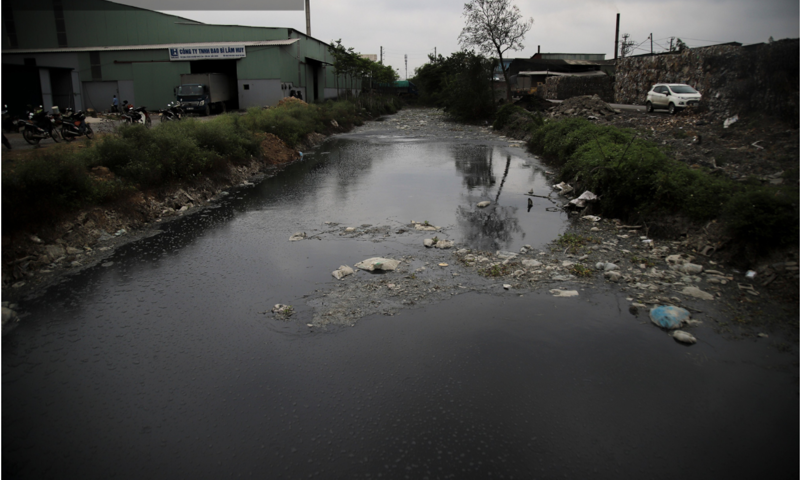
xmin=140 ymin=0 xmax=798 ymax=79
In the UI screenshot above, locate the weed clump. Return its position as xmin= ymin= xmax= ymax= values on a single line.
xmin=554 ymin=233 xmax=597 ymax=254
xmin=479 ymin=263 xmax=514 ymax=277
xmin=569 ymin=264 xmax=593 ymax=278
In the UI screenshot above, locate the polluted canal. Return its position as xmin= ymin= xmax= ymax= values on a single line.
xmin=3 ymin=109 xmax=797 ymax=478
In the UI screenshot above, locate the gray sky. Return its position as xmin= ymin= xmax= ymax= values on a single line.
xmin=141 ymin=0 xmax=798 ymax=79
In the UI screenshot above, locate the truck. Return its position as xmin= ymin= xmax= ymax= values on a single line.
xmin=175 ymin=73 xmax=231 ymax=116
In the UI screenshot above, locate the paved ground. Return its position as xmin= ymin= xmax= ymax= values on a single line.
xmin=547 ymin=98 xmax=646 ymax=112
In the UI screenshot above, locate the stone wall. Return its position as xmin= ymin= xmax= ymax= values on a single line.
xmin=541 ymin=75 xmax=614 ymax=103
xmin=615 ymin=39 xmax=799 ymax=120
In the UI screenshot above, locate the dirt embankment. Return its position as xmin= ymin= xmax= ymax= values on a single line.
xmin=498 ymin=95 xmax=799 ymax=311
xmin=1 ymin=131 xmax=322 ymax=303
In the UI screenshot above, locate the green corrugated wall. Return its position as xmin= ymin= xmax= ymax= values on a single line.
xmin=2 ymin=0 xmax=358 ymax=107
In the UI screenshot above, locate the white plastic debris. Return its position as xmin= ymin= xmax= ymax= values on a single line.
xmin=671 ymin=330 xmax=697 ymax=345
xmin=581 ymin=215 xmax=602 ymax=222
xmin=569 ymin=191 xmax=598 ymax=208
xmin=723 ymin=114 xmax=738 ymax=128
xmin=289 ymin=232 xmax=306 ymax=242
xmin=477 ymin=201 xmax=491 ymax=208
xmin=550 ymin=289 xmax=579 ymax=297
xmin=354 ymin=257 xmax=401 ymax=272
xmin=332 ymin=265 xmax=355 ymax=280
xmin=745 ymin=270 xmax=757 ymax=280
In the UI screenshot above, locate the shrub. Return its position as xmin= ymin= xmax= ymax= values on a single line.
xmin=723 ymin=187 xmax=799 ymax=248
xmin=528 ymin=116 xmax=799 ymax=252
xmin=493 ymin=104 xmax=527 ymax=130
xmin=2 ymin=150 xmax=125 ymax=230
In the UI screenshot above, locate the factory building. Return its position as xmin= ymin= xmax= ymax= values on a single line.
xmin=1 ymin=0 xmax=357 ymax=115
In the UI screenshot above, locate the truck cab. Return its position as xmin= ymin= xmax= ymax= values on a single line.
xmin=176 ymin=84 xmax=211 ymax=116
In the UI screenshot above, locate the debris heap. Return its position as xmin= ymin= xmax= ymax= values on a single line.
xmin=549 ymin=94 xmax=619 ymax=119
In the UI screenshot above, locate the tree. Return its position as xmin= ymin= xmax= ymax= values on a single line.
xmin=330 ymin=39 xmax=398 ymax=99
xmin=458 ymin=0 xmax=533 ymax=101
xmin=414 ymin=51 xmax=495 ymax=121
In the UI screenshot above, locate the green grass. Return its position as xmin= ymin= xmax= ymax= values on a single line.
xmin=479 ymin=263 xmax=514 ymax=277
xmin=570 ymin=264 xmax=593 ymax=277
xmin=554 ymin=233 xmax=598 ymax=254
xmin=527 ymin=117 xmax=799 ymax=252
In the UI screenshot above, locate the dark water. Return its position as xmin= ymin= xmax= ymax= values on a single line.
xmin=3 ymin=134 xmax=797 ymax=478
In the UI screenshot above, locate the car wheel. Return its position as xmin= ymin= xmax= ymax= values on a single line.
xmin=645 ymin=101 xmax=653 ymax=113
xmin=668 ymin=103 xmax=676 ymax=115
xmin=204 ymin=104 xmax=210 ymax=117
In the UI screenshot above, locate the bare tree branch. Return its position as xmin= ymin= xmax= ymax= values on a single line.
xmin=458 ymin=0 xmax=533 ymax=101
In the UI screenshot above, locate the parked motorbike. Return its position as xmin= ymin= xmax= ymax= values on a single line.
xmin=122 ymin=105 xmax=152 ymax=128
xmin=17 ymin=106 xmax=61 ymax=145
xmin=158 ymin=102 xmax=184 ymax=122
xmin=2 ymin=104 xmax=19 ymax=133
xmin=60 ymin=108 xmax=94 ymax=141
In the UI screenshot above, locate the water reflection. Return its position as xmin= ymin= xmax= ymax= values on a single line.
xmin=453 ymin=144 xmax=496 ymax=190
xmin=456 ymin=204 xmax=522 ymax=251
xmin=453 ymin=146 xmax=522 ymax=251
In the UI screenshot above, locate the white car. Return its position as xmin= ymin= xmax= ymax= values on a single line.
xmin=645 ymin=84 xmax=702 ymax=114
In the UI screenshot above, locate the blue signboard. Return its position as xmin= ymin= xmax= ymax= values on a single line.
xmin=169 ymin=45 xmax=247 ymax=61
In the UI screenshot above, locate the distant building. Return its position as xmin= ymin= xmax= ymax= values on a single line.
xmin=360 ymin=54 xmax=378 ymax=62
xmin=498 ymin=47 xmax=614 ymax=93
xmin=1 ymin=0 xmax=358 ymax=115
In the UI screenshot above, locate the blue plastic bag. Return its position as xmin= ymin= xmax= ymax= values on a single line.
xmin=649 ymin=306 xmax=690 ymax=330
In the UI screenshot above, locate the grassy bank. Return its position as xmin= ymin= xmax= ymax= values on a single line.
xmin=2 ymin=96 xmax=401 ymax=233
xmin=514 ymin=113 xmax=798 ymax=255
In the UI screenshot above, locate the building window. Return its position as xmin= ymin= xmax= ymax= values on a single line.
xmin=243 ymin=84 xmax=250 ymax=90
xmin=52 ymin=0 xmax=68 ymax=47
xmin=24 ymin=58 xmax=36 ymax=66
xmin=3 ymin=5 xmax=18 ymax=48
xmin=90 ymin=52 xmax=102 ymax=80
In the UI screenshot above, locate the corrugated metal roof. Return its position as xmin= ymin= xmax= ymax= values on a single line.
xmin=2 ymin=38 xmax=298 ymax=54
xmin=518 ymin=70 xmax=607 ymax=77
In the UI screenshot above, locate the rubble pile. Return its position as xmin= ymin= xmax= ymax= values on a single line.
xmin=548 ymin=95 xmax=620 ymax=119
xmin=542 ymin=75 xmax=614 ymax=103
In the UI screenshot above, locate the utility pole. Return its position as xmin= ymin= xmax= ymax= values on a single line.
xmin=614 ymin=13 xmax=620 ymax=60
xmin=650 ymin=33 xmax=653 ymax=55
xmin=380 ymin=46 xmax=383 ymax=64
xmin=669 ymin=37 xmax=674 ymax=52
xmin=305 ymin=0 xmax=311 ymax=37
xmin=404 ymin=54 xmax=407 ymax=80
xmin=434 ymin=46 xmax=437 ymax=58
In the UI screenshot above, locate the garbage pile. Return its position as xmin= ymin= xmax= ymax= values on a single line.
xmin=549 ymin=94 xmax=619 ymax=119
xmin=513 ymin=94 xmax=551 ymax=112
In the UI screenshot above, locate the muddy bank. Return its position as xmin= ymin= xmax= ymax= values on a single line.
xmin=1 ymin=129 xmax=323 ymax=310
